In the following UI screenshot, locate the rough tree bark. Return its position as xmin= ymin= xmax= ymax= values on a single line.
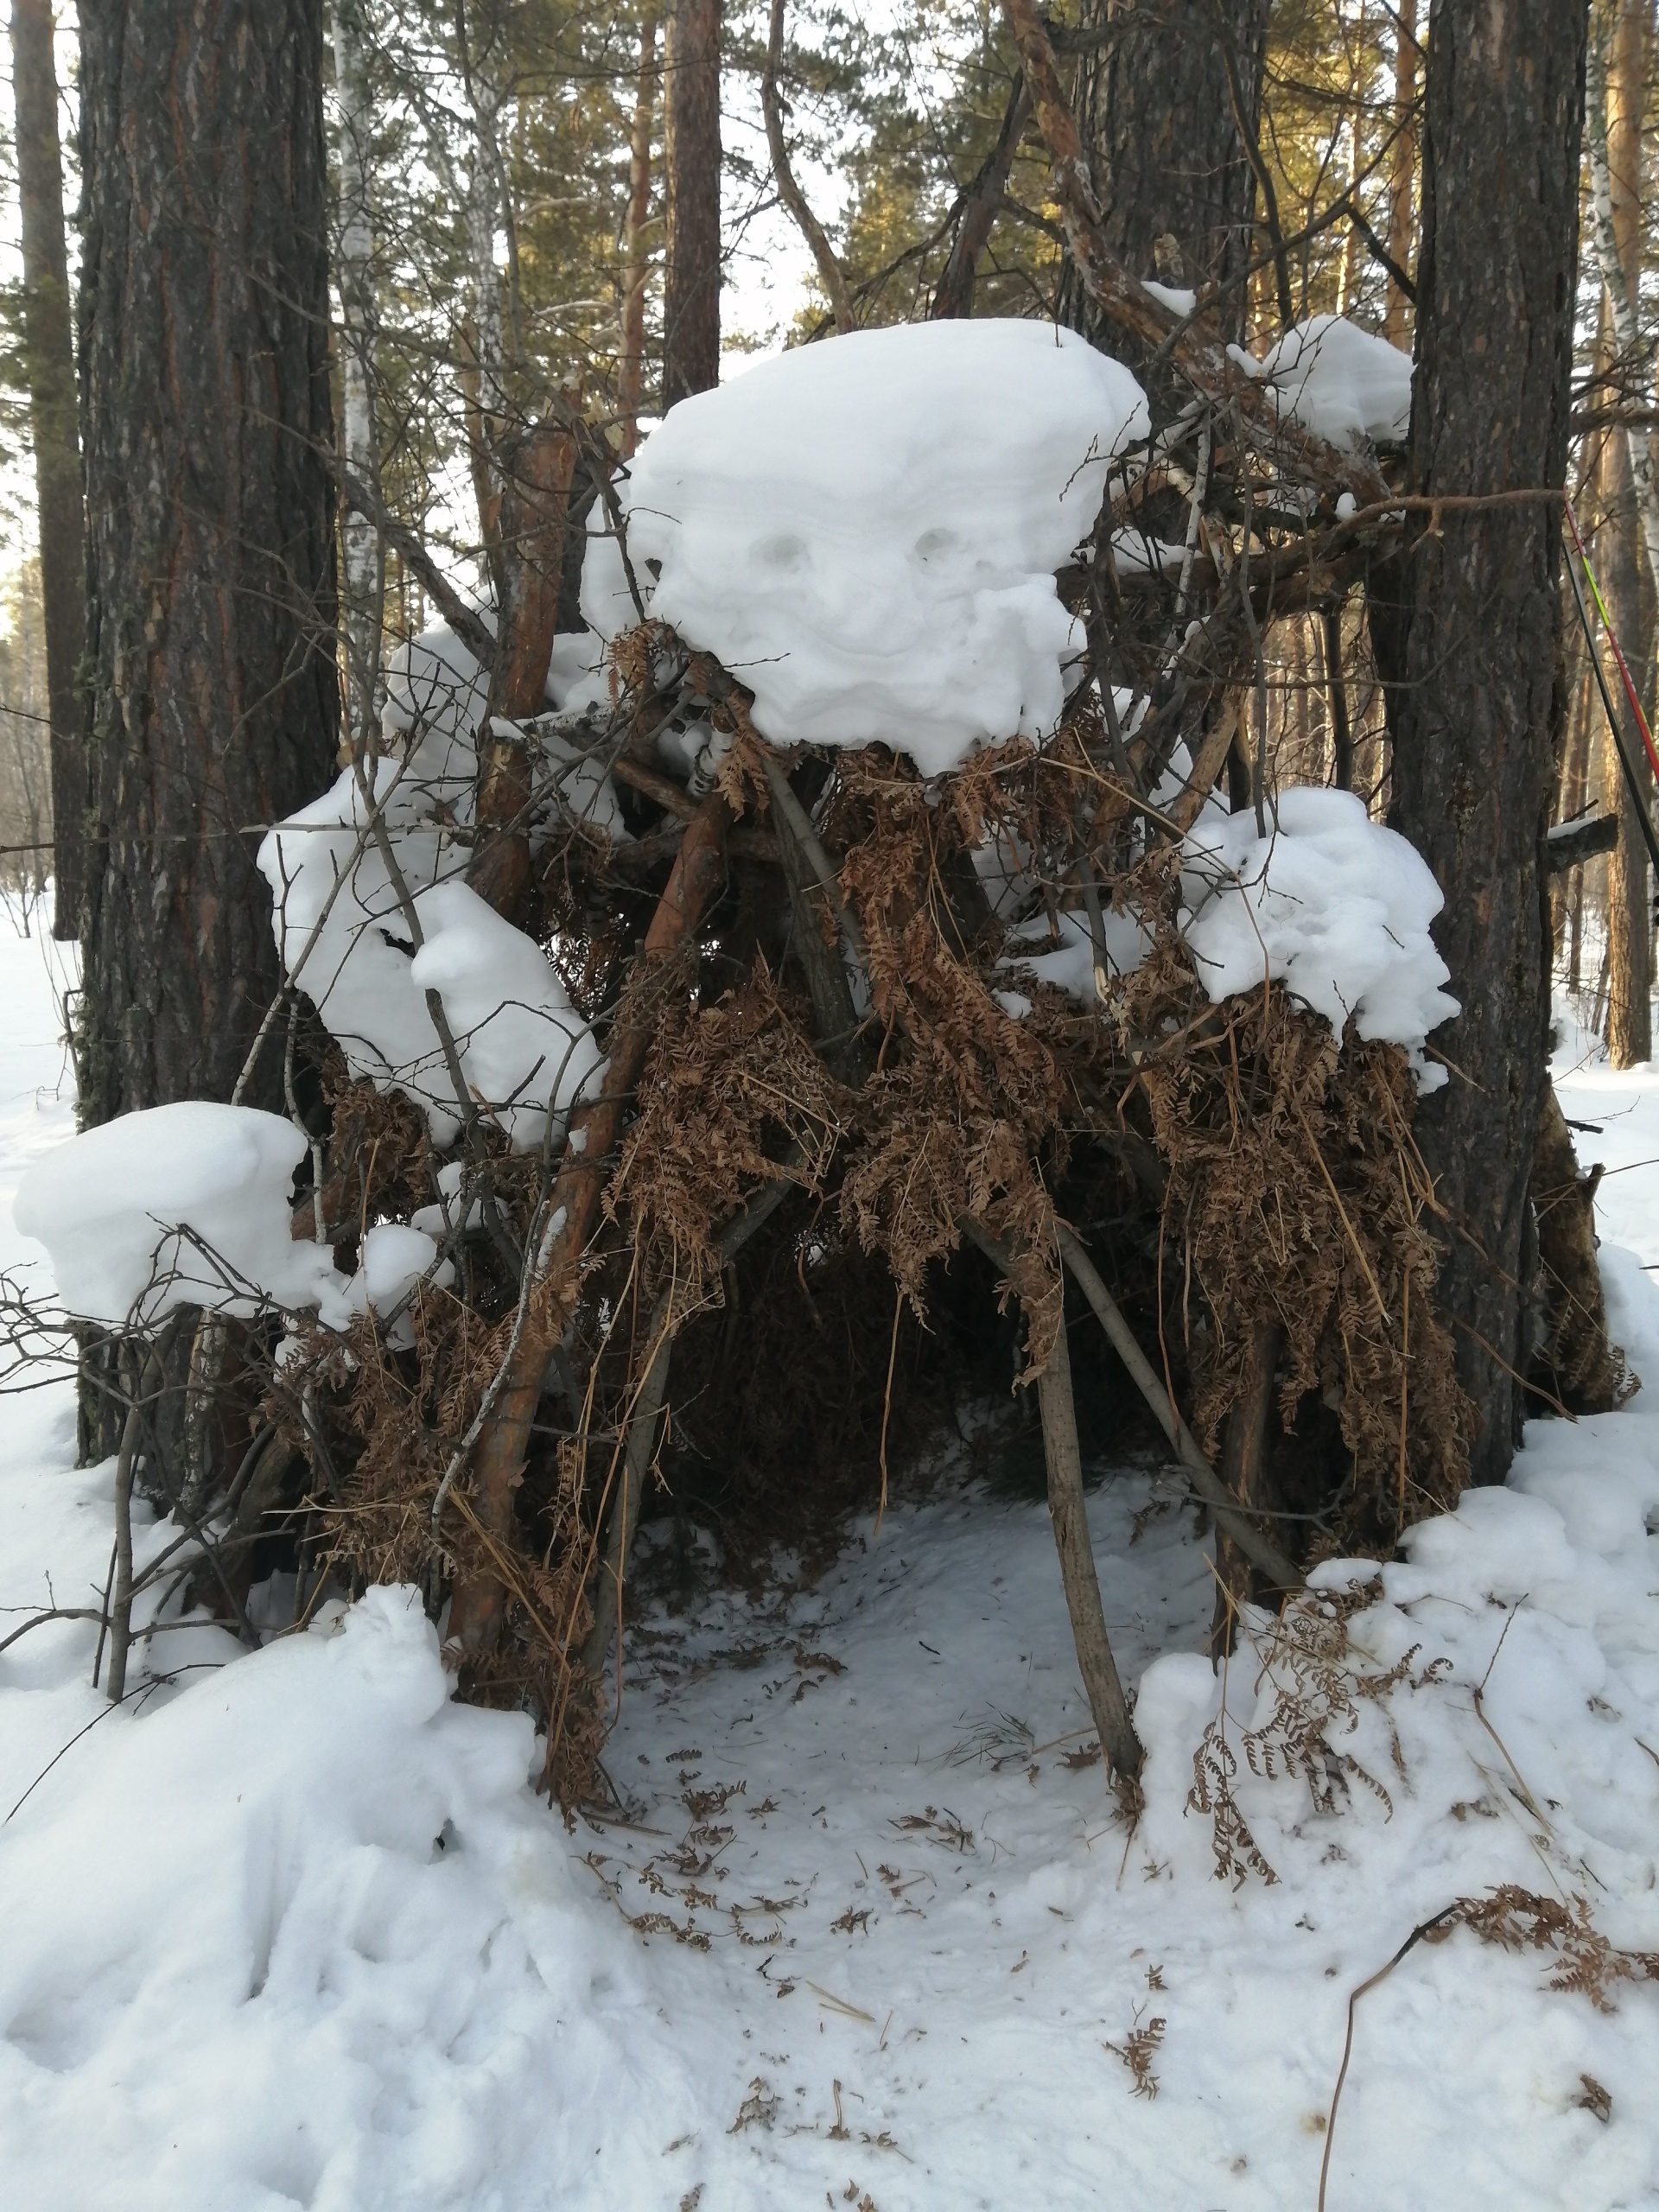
xmin=77 ymin=0 xmax=340 ymax=1122
xmin=9 ymin=0 xmax=84 ymax=939
xmin=662 ymin=0 xmax=721 ymax=409
xmin=1072 ymin=0 xmax=1270 ymax=381
xmin=1375 ymin=0 xmax=1589 ymax=1484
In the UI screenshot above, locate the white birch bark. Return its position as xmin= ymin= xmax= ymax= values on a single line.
xmin=333 ymin=0 xmax=384 ymax=747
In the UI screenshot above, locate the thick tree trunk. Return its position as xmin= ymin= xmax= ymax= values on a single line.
xmin=1073 ymin=0 xmax=1269 ymax=379
xmin=1376 ymin=0 xmax=1588 ymax=1485
xmin=10 ymin=0 xmax=85 ymax=939
xmin=662 ymin=0 xmax=721 ymax=410
xmin=78 ymin=0 xmax=340 ymax=1122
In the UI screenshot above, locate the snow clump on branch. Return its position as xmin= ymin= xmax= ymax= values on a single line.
xmin=12 ymin=1103 xmax=351 ymax=1327
xmin=1179 ymin=785 xmax=1459 ymax=1091
xmin=257 ymin=760 xmax=601 ymax=1152
xmin=596 ymin=319 xmax=1150 ymax=777
xmin=1234 ymin=314 xmax=1412 ymax=451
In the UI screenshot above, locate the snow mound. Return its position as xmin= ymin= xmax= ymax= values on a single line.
xmin=622 ymin=319 xmax=1150 ymax=776
xmin=0 ymin=1587 xmax=661 ymax=2211
xmin=257 ymin=764 xmax=601 ymax=1149
xmin=1180 ymin=785 xmax=1459 ymax=1089
xmin=1246 ymin=313 xmax=1412 ymax=448
xmin=11 ymin=1103 xmax=347 ymax=1326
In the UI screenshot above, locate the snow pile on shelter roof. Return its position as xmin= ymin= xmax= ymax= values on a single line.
xmin=1180 ymin=785 xmax=1458 ymax=1090
xmin=11 ymin=1103 xmax=349 ymax=1327
xmin=1244 ymin=313 xmax=1412 ymax=449
xmin=616 ymin=320 xmax=1149 ymax=776
xmin=257 ymin=763 xmax=601 ymax=1150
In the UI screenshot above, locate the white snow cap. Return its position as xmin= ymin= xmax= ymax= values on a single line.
xmin=257 ymin=763 xmax=601 ymax=1150
xmin=1246 ymin=314 xmax=1412 ymax=449
xmin=620 ymin=319 xmax=1150 ymax=776
xmin=1180 ymin=785 xmax=1459 ymax=1090
xmin=12 ymin=1103 xmax=347 ymax=1326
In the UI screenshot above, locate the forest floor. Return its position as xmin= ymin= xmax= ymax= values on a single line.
xmin=2 ymin=911 xmax=1658 ymax=2211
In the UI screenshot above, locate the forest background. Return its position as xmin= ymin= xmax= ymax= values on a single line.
xmin=0 ymin=0 xmax=1653 ymax=1045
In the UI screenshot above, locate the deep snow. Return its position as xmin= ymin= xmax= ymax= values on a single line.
xmin=3 ymin=910 xmax=1659 ymax=2211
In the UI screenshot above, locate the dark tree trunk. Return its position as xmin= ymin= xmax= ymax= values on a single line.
xmin=77 ymin=0 xmax=339 ymax=1123
xmin=662 ymin=0 xmax=721 ymax=410
xmin=10 ymin=0 xmax=86 ymax=940
xmin=1376 ymin=0 xmax=1588 ymax=1485
xmin=1071 ymin=0 xmax=1270 ymax=385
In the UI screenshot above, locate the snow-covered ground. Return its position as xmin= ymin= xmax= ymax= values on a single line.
xmin=3 ymin=914 xmax=1659 ymax=2210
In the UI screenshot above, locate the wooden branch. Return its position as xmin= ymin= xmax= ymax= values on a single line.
xmin=1545 ymin=812 xmax=1620 ymax=871
xmin=577 ymin=1174 xmax=798 ymax=1688
xmin=105 ymin=1394 xmax=141 ymax=1704
xmin=1053 ymin=1225 xmax=1302 ymax=1592
xmin=445 ymin=790 xmax=734 ymax=1663
xmin=1217 ymin=26 xmax=1293 ymax=329
xmin=932 ymin=72 xmax=1031 ymax=320
xmin=763 ymin=0 xmax=856 ymax=334
xmin=957 ymin=1216 xmax=1142 ymax=1782
xmin=1210 ymin=1320 xmax=1282 ymax=1655
xmin=613 ymin=754 xmax=699 ymax=819
xmin=1033 ymin=1283 xmax=1145 ymax=1782
xmin=1166 ymin=700 xmax=1240 ymax=834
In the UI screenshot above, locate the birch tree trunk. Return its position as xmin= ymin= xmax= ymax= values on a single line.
xmin=617 ymin=7 xmax=658 ymax=456
xmin=9 ymin=0 xmax=84 ymax=940
xmin=334 ymin=0 xmax=384 ymax=757
xmin=455 ymin=6 xmax=510 ymax=581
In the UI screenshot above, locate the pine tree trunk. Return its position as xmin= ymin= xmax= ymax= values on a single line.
xmin=662 ymin=0 xmax=721 ymax=409
xmin=77 ymin=0 xmax=340 ymax=1122
xmin=1074 ymin=0 xmax=1270 ymax=381
xmin=1600 ymin=0 xmax=1654 ymax=1069
xmin=10 ymin=0 xmax=85 ymax=941
xmin=1375 ymin=0 xmax=1588 ymax=1485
